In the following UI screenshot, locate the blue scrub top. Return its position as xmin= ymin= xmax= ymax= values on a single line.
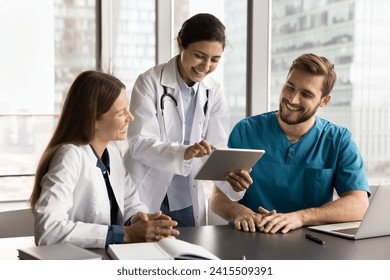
xmin=228 ymin=111 xmax=369 ymax=213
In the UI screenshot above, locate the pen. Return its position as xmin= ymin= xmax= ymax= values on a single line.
xmin=305 ymin=233 xmax=325 ymax=245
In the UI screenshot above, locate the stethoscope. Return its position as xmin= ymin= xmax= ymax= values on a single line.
xmin=160 ymin=85 xmax=209 ymax=142
xmin=160 ymin=86 xmax=178 ymax=110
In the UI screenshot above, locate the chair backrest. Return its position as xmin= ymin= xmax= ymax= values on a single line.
xmin=0 ymin=208 xmax=34 ymax=238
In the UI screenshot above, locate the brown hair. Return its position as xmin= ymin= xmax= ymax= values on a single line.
xmin=30 ymin=70 xmax=125 ymax=208
xmin=288 ymin=53 xmax=337 ymax=97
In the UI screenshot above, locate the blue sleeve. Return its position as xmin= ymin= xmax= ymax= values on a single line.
xmin=334 ymin=129 xmax=369 ymax=195
xmin=228 ymin=121 xmax=243 ymax=148
xmin=105 ymin=225 xmax=125 ymax=246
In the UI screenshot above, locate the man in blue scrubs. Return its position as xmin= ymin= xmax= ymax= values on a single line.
xmin=211 ymin=53 xmax=370 ymax=233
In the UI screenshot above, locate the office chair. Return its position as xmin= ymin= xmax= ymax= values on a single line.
xmin=0 ymin=208 xmax=34 ymax=238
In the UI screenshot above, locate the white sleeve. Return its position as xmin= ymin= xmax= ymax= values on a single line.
xmin=214 ymin=180 xmax=246 ymax=201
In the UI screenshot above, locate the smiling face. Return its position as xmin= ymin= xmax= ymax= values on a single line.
xmin=94 ymin=89 xmax=133 ymax=149
xmin=279 ymin=69 xmax=331 ymax=126
xmin=177 ymin=40 xmax=224 ymax=86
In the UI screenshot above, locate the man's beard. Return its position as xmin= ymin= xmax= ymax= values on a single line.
xmin=279 ymin=99 xmax=319 ymax=125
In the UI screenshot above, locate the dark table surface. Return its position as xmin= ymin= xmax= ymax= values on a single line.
xmin=174 ymin=224 xmax=390 ymax=260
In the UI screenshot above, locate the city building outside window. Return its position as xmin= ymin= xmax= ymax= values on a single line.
xmin=0 ymin=0 xmax=155 ymax=206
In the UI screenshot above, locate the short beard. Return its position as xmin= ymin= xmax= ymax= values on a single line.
xmin=279 ymin=100 xmax=319 ymax=125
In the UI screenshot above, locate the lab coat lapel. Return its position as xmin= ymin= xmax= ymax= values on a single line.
xmin=107 ymin=145 xmax=125 ymax=223
xmin=160 ymin=56 xmax=185 ymax=143
xmin=191 ymin=84 xmax=209 ymax=142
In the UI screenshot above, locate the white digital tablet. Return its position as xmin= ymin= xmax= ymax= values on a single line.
xmin=194 ymin=148 xmax=265 ymax=181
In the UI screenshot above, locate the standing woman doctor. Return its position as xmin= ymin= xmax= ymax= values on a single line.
xmin=124 ymin=13 xmax=252 ymax=227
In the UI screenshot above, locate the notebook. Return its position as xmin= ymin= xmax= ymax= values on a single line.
xmin=194 ymin=148 xmax=265 ymax=181
xmin=308 ymin=184 xmax=390 ymax=239
xmin=17 ymin=243 xmax=103 ymax=260
xmin=108 ymin=238 xmax=219 ymax=260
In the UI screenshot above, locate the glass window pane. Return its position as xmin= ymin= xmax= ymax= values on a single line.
xmin=0 ymin=0 xmax=96 ymax=202
xmin=54 ymin=0 xmax=96 ymax=111
xmin=270 ymin=0 xmax=390 ymax=184
xmin=0 ymin=176 xmax=35 ymax=203
xmin=173 ymin=0 xmax=248 ymax=129
xmin=0 ymin=116 xmax=58 ymax=176
xmin=0 ymin=1 xmax=54 ymax=115
xmin=111 ymin=0 xmax=156 ymax=93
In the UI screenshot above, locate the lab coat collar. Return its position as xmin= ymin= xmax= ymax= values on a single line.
xmin=89 ymin=144 xmax=111 ymax=175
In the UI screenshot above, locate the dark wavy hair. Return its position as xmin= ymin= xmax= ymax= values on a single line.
xmin=177 ymin=13 xmax=226 ymax=49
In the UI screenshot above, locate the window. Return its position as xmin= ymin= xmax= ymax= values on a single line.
xmin=270 ymin=0 xmax=390 ymax=184
xmin=0 ymin=0 xmax=156 ymax=205
xmin=0 ymin=0 xmax=69 ymax=203
xmin=105 ymin=0 xmax=156 ymax=94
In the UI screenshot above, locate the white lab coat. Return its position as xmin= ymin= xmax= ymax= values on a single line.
xmin=34 ymin=142 xmax=148 ymax=249
xmin=124 ymin=55 xmax=230 ymax=226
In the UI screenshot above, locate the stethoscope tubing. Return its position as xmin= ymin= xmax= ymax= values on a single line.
xmin=159 ymin=66 xmax=209 ymax=142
